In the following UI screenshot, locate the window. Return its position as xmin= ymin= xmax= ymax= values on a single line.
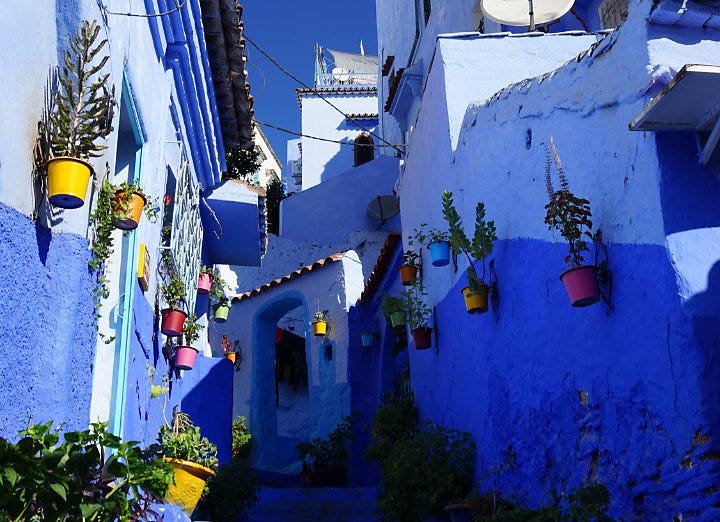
xmin=255 ymin=145 xmax=267 ymax=162
xmin=354 ymin=133 xmax=375 ymax=166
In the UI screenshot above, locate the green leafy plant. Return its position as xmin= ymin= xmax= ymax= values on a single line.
xmin=366 ymin=391 xmax=476 ymax=521
xmin=113 ymin=181 xmax=158 ymax=222
xmin=153 ymin=411 xmax=218 ymax=470
xmin=296 ymin=416 xmax=354 ymax=485
xmin=161 ymin=274 xmax=186 ymax=311
xmin=224 ymin=146 xmax=262 ymax=182
xmin=181 ymin=314 xmax=204 ymax=346
xmin=0 ymin=421 xmax=173 ymax=521
xmin=381 ymin=295 xmax=405 ymax=318
xmin=401 ymin=249 xmax=421 ymax=268
xmin=231 ymin=416 xmax=253 ymax=460
xmin=88 ymin=174 xmax=115 ymax=331
xmin=314 ymin=310 xmax=329 ymax=322
xmin=442 ymin=190 xmax=497 ymax=296
xmin=402 ymin=283 xmax=431 ymax=331
xmin=50 ymin=20 xmax=114 ymax=160
xmin=543 ymin=139 xmax=593 ymax=268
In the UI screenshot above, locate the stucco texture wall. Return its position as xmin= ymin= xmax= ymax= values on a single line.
xmin=388 ymin=0 xmax=720 ymax=518
xmin=0 ymin=203 xmax=96 ymax=439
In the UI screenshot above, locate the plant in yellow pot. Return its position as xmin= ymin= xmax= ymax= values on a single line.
xmin=312 ymin=310 xmax=329 ymax=337
xmin=442 ymin=191 xmax=497 ymax=314
xmin=47 ymin=20 xmax=114 ymax=209
xmin=154 ymin=410 xmax=218 ymax=515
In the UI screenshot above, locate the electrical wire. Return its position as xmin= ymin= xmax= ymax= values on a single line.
xmin=104 ymin=0 xmax=188 ymax=18
xmin=255 ymin=120 xmax=403 ymax=147
xmin=243 ymin=33 xmax=405 ymax=157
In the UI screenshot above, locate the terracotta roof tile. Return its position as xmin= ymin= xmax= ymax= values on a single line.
xmin=359 ymin=234 xmax=401 ymax=304
xmin=296 ymin=86 xmax=377 ymax=108
xmin=232 ymin=252 xmax=347 ymax=303
xmin=345 ymin=113 xmax=379 ymax=120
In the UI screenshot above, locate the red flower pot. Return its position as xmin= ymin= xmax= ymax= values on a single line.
xmin=560 ymin=265 xmax=600 ymax=307
xmin=174 ymin=345 xmax=199 ymax=370
xmin=411 ymin=327 xmax=432 ymax=350
xmin=161 ymin=309 xmax=187 ymax=336
xmin=197 ymin=273 xmax=213 ymax=294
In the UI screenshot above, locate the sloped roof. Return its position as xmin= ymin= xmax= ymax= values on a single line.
xmin=296 ymin=86 xmax=377 ymax=107
xmin=200 ymin=0 xmax=255 ymax=150
xmin=359 ymin=233 xmax=401 ymax=304
xmin=232 ymin=252 xmax=347 ymax=303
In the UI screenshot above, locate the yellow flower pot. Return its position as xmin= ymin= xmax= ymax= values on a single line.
xmin=47 ymin=156 xmax=93 ymax=209
xmin=163 ymin=458 xmax=215 ymax=515
xmin=462 ymin=285 xmax=489 ymax=314
xmin=112 ymin=190 xmax=147 ymax=230
xmin=312 ymin=320 xmax=327 ymax=336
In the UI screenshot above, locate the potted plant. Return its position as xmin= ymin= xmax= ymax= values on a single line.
xmin=174 ymin=314 xmax=204 ymax=371
xmin=360 ymin=331 xmax=375 ymax=348
xmin=312 ymin=310 xmax=329 ymax=336
xmin=211 ymin=274 xmax=231 ymax=322
xmin=221 ymin=334 xmax=239 ymax=365
xmin=197 ymin=265 xmax=217 ymax=295
xmin=296 ymin=416 xmax=354 ymax=487
xmin=381 ymin=295 xmax=406 ymax=330
xmin=399 ymin=249 xmax=421 ymax=286
xmin=426 ymin=228 xmax=451 ymax=266
xmin=402 ymin=283 xmax=432 ymax=349
xmin=442 ymin=191 xmax=497 ymax=314
xmin=111 ymin=181 xmax=153 ymax=230
xmin=161 ymin=275 xmax=187 ymax=336
xmin=543 ymin=139 xmax=600 ymax=307
xmin=154 ymin=411 xmax=218 ymax=515
xmin=47 ymin=20 xmax=114 ymax=209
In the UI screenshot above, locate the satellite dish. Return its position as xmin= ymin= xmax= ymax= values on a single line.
xmin=481 ymin=0 xmax=574 ymax=27
xmin=332 ymin=67 xmax=351 ymax=83
xmin=367 ymin=195 xmax=400 ymax=222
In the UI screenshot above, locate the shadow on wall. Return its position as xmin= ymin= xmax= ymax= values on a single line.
xmin=320 ymin=139 xmax=355 ymax=184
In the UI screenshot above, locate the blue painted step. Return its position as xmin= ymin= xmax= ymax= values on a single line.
xmin=243 ymin=486 xmax=379 ymax=522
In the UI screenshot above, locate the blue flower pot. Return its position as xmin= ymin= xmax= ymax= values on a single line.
xmin=428 ymin=241 xmax=450 ymax=267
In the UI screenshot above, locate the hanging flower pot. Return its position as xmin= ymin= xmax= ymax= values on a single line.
xmin=161 ymin=308 xmax=187 ymax=336
xmin=174 ymin=345 xmax=199 ymax=370
xmin=389 ymin=310 xmax=406 ymax=329
xmin=560 ymin=265 xmax=600 ymax=307
xmin=428 ymin=241 xmax=450 ymax=267
xmin=213 ymin=302 xmax=230 ymax=322
xmin=197 ymin=273 xmax=213 ymax=294
xmin=399 ymin=264 xmax=418 ymax=286
xmin=163 ymin=458 xmax=215 ymax=514
xmin=47 ymin=157 xmax=93 ymax=209
xmin=112 ymin=190 xmax=147 ymax=230
xmin=462 ymin=285 xmax=489 ymax=314
xmin=360 ymin=331 xmax=374 ymax=347
xmin=411 ymin=326 xmax=432 ymax=350
xmin=312 ymin=320 xmax=327 ymax=336
xmin=224 ymin=352 xmax=237 ymax=364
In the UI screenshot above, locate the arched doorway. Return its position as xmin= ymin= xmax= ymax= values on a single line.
xmin=251 ymin=291 xmax=311 ymax=471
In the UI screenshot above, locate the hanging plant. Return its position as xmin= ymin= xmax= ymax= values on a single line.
xmin=401 ymin=283 xmax=432 ymax=349
xmin=161 ymin=275 xmax=187 ymax=336
xmin=47 ymin=20 xmax=115 ymax=209
xmin=174 ymin=314 xmax=205 ymax=371
xmin=442 ymin=191 xmax=497 ymax=314
xmin=312 ymin=310 xmax=329 ymax=337
xmin=112 ymin=181 xmax=156 ymax=230
xmin=543 ymin=139 xmax=600 ymax=307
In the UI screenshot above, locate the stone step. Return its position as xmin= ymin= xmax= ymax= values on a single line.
xmin=243 ymin=486 xmax=378 ymax=522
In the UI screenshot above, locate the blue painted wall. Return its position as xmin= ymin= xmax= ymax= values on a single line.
xmin=123 ymin=280 xmax=233 ymax=463
xmin=0 ymin=203 xmax=96 ymax=439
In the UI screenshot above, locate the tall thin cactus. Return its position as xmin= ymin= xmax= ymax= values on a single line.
xmin=50 ymin=20 xmax=114 ymax=160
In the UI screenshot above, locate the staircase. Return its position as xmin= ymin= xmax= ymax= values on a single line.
xmin=244 ymin=485 xmax=379 ymax=522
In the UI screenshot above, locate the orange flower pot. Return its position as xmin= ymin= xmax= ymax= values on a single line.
xmin=224 ymin=352 xmax=237 ymax=364
xmin=112 ymin=190 xmax=147 ymax=230
xmin=462 ymin=285 xmax=488 ymax=314
xmin=399 ymin=264 xmax=418 ymax=286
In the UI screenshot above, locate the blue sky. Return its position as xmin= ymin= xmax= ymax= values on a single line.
xmin=241 ymin=1 xmax=378 ymax=166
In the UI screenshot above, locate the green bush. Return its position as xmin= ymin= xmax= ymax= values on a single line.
xmin=366 ymin=392 xmax=476 ymax=522
xmin=297 ymin=416 xmax=354 ymax=484
xmin=231 ymin=416 xmax=253 ymax=460
xmin=153 ymin=411 xmax=218 ymax=470
xmin=0 ymin=422 xmax=172 ymax=521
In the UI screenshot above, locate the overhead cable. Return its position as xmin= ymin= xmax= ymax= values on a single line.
xmin=103 ymin=0 xmax=188 ymax=18
xmin=244 ymin=33 xmax=405 ymax=157
xmin=255 ymin=120 xmax=404 ymax=148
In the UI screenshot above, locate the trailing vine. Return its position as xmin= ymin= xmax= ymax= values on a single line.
xmin=88 ymin=169 xmax=116 ymax=334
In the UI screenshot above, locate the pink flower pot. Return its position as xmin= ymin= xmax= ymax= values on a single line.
xmin=560 ymin=265 xmax=600 ymax=307
xmin=174 ymin=345 xmax=199 ymax=370
xmin=197 ymin=273 xmax=213 ymax=294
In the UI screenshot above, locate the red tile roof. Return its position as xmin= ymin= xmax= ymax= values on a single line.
xmin=359 ymin=234 xmax=401 ymax=304
xmin=232 ymin=252 xmax=347 ymax=303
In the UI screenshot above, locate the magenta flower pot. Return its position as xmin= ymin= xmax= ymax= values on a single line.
xmin=174 ymin=345 xmax=199 ymax=370
xmin=560 ymin=265 xmax=600 ymax=307
xmin=428 ymin=241 xmax=450 ymax=267
xmin=197 ymin=273 xmax=213 ymax=294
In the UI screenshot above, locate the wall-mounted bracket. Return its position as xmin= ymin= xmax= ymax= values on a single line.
xmin=433 ymin=305 xmax=439 ymax=355
xmin=488 ymin=260 xmax=500 ymax=322
xmin=594 ymin=230 xmax=614 ymax=316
